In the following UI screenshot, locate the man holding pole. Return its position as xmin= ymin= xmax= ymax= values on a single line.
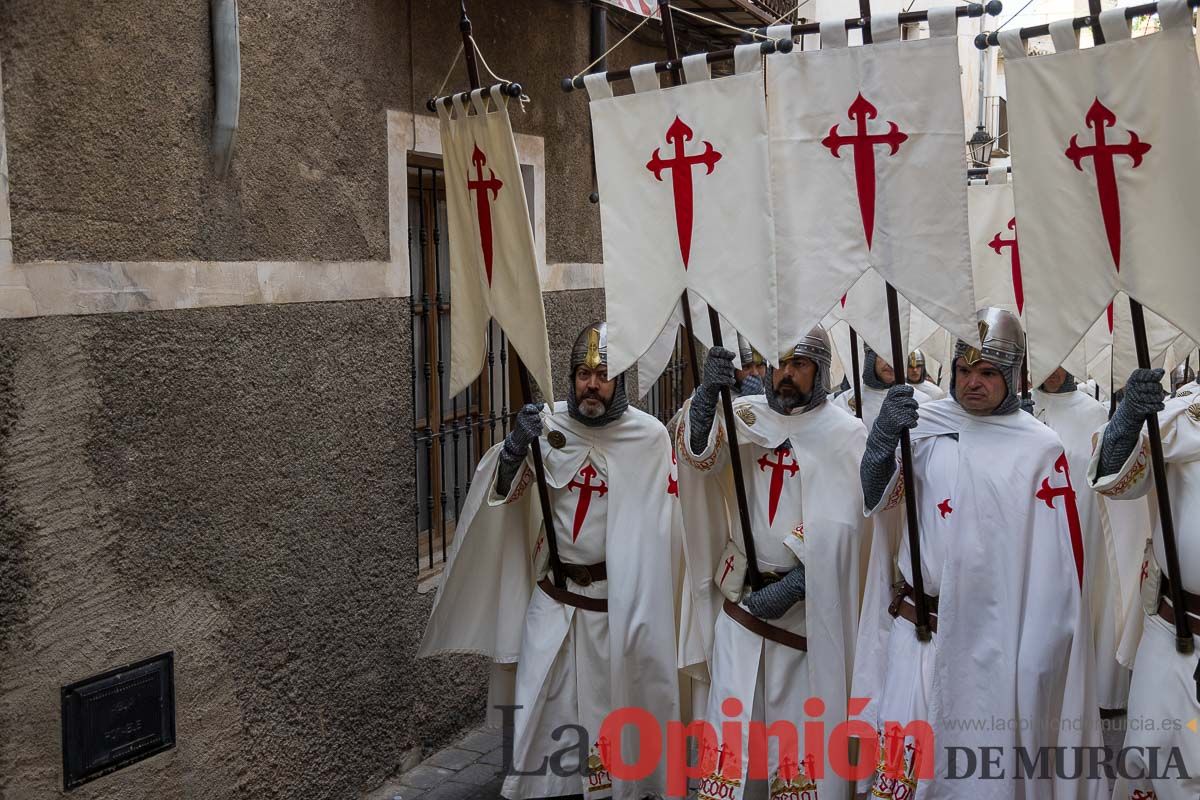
xmin=419 ymin=322 xmax=684 ymax=800
xmin=1091 ymin=367 xmax=1200 ymax=799
xmin=676 ymin=327 xmax=870 ymax=800
xmin=853 ymin=308 xmax=1102 ymax=799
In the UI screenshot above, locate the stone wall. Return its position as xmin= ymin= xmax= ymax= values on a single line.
xmin=0 ymin=0 xmax=662 ymax=797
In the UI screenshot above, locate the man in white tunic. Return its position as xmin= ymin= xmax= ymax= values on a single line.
xmin=853 ymin=308 xmax=1102 ymax=800
xmin=1169 ymin=362 xmax=1196 ymax=398
xmin=833 ymin=345 xmax=930 ymax=429
xmin=907 ymin=350 xmax=946 ymax=402
xmin=419 ymin=321 xmax=683 ymax=800
xmin=676 ymin=326 xmax=870 ymax=800
xmin=1035 ymin=367 xmax=1143 ymax=713
xmin=1090 ymin=366 xmax=1200 ymax=800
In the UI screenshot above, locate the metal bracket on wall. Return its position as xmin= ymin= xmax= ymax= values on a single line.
xmin=210 ymin=0 xmax=241 ymax=177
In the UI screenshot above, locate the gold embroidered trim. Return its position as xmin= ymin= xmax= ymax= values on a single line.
xmin=676 ymin=413 xmax=725 ymax=473
xmin=508 ymin=464 xmax=534 ymax=504
xmin=1098 ymin=443 xmax=1149 ymax=498
xmin=883 ymin=462 xmax=906 ymax=511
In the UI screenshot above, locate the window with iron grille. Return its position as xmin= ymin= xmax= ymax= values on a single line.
xmin=409 ymin=157 xmax=513 ymax=591
xmin=645 ymin=336 xmax=692 ymax=426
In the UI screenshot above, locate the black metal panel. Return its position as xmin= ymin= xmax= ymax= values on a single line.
xmin=61 ymin=652 xmax=176 ymax=790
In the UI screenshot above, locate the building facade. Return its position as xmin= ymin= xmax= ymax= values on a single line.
xmin=0 ymin=2 xmax=683 ymax=798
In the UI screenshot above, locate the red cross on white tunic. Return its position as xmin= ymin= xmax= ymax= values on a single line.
xmin=757 ymin=447 xmax=799 ymax=525
xmin=567 ymin=464 xmax=608 ymax=542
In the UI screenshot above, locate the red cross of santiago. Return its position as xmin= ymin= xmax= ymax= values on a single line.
xmin=822 ymin=93 xmax=908 ymax=250
xmin=646 ymin=116 xmax=722 ymax=269
xmin=466 ymin=143 xmax=503 ymax=287
xmin=1065 ymin=98 xmax=1151 ymax=273
xmin=567 ymin=464 xmax=608 ymax=541
xmin=1035 ymin=452 xmax=1084 ymax=587
xmin=988 ymin=217 xmax=1023 ymax=315
xmin=757 ymin=447 xmax=799 ymax=525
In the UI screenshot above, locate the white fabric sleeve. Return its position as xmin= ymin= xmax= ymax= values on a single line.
xmin=677 ymin=397 xmax=730 ymax=474
xmin=488 ymin=458 xmax=534 ymax=506
xmin=1088 ymin=426 xmax=1151 ymax=500
xmin=866 ymin=457 xmax=905 ymax=516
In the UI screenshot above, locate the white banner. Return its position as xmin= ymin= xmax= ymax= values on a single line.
xmin=588 ymin=48 xmax=778 ymax=376
xmin=768 ymin=7 xmax=976 ymax=349
xmin=1002 ymin=0 xmax=1200 ymax=384
xmin=968 ymin=172 xmax=1023 ymax=318
xmin=438 ymin=88 xmax=554 ymax=401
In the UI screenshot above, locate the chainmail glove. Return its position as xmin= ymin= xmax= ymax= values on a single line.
xmin=738 ymin=372 xmax=765 ymax=397
xmin=496 ymin=403 xmax=544 ymax=495
xmin=861 ymin=386 xmax=918 ymax=510
xmin=689 ymin=347 xmax=736 ymax=455
xmin=1098 ymin=368 xmax=1165 ymax=478
xmin=743 ymin=563 xmax=807 ymax=620
xmin=1020 ymin=396 xmax=1036 ymax=415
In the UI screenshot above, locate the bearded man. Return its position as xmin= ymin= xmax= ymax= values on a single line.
xmin=676 ymin=326 xmax=870 ymax=800
xmin=852 ymin=308 xmax=1102 ymax=800
xmin=419 ymin=321 xmax=684 ymax=800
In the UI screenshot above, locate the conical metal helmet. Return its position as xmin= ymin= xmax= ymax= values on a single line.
xmin=907 ymin=349 xmax=926 ymax=370
xmin=1171 ymin=362 xmax=1195 ymax=393
xmin=780 ymin=324 xmax=833 ymax=391
xmin=737 ymin=334 xmax=765 ymax=368
xmin=571 ymin=321 xmax=608 ymax=373
xmin=955 ymin=307 xmax=1024 ymax=369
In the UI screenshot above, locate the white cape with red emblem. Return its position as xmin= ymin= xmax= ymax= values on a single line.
xmin=674 ymin=394 xmax=871 ymax=799
xmin=417 ymin=402 xmax=684 ymax=800
xmin=852 ymin=399 xmax=1103 ymax=800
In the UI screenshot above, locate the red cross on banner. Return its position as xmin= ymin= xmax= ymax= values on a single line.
xmin=822 ymin=93 xmax=908 ymax=250
xmin=466 ymin=143 xmax=503 ymax=287
xmin=647 ymin=117 xmax=722 ymax=270
xmin=1065 ymin=99 xmax=1151 ymax=272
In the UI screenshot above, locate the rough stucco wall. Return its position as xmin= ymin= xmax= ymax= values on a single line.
xmin=0 ymin=0 xmax=409 ymax=262
xmin=0 ymin=289 xmax=607 ymax=800
xmin=0 ymin=0 xmax=648 ymax=795
xmin=0 ymin=300 xmax=476 ymax=800
xmin=0 ymin=0 xmax=632 ymax=267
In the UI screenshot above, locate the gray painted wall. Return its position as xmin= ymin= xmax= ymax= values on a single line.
xmin=0 ymin=288 xmax=608 ymax=800
xmin=0 ymin=0 xmax=662 ymax=796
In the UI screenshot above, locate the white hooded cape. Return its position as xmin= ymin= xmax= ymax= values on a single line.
xmin=853 ymin=399 xmax=1102 ymax=800
xmin=418 ymin=403 xmax=684 ymax=800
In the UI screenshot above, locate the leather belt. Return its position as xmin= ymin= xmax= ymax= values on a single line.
xmin=1160 ymin=576 xmax=1200 ymax=617
xmin=1157 ymin=577 xmax=1200 ymax=637
xmin=557 ymin=560 xmax=606 ymax=587
xmin=538 ymin=577 xmax=607 ymax=613
xmin=723 ymin=599 xmax=807 ymax=652
xmin=889 ymin=581 xmax=940 ymax=634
